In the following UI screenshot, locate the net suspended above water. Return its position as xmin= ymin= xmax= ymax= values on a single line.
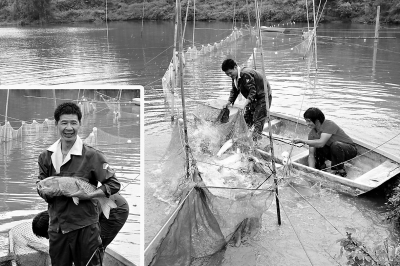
xmin=148 ymin=104 xmax=276 ymax=266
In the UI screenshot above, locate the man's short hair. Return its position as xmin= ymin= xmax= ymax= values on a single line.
xmin=32 ymin=210 xmax=49 ymax=239
xmin=221 ymin=59 xmax=237 ymax=72
xmin=303 ymin=107 xmax=325 ymax=124
xmin=54 ymin=102 xmax=82 ymax=123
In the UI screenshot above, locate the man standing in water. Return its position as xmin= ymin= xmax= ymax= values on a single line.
xmin=293 ymin=107 xmax=357 ymax=177
xmin=221 ymin=58 xmax=272 ymax=141
xmin=36 ymin=102 xmax=121 ymax=266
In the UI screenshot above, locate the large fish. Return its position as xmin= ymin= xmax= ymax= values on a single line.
xmin=216 ymin=139 xmax=233 ymax=157
xmin=37 ymin=176 xmax=117 ymax=219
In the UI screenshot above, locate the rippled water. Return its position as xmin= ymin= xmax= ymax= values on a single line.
xmin=143 ymin=21 xmax=400 ymax=265
xmin=0 ymin=89 xmax=140 ymax=264
xmin=1 ymin=20 xmax=400 ymax=266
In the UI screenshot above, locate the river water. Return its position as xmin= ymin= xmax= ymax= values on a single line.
xmin=1 ymin=20 xmax=400 ymax=265
xmin=0 ymin=89 xmax=141 ymax=264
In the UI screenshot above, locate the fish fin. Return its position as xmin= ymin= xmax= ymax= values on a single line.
xmin=99 ymin=198 xmax=118 ymax=219
xmin=72 ymin=197 xmax=79 ymax=205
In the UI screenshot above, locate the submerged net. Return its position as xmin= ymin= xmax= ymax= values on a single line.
xmin=148 ymin=25 xmax=316 ymax=266
xmin=148 ymin=104 xmax=275 ymax=266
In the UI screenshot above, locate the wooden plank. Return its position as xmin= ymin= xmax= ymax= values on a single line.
xmin=104 ymin=247 xmax=136 ymax=266
xmin=290 ymin=150 xmax=309 ymax=162
xmin=355 ymin=160 xmax=400 ymax=187
xmin=261 ymin=132 xmax=304 ymax=148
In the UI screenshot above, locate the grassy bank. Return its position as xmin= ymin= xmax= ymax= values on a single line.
xmin=0 ymin=0 xmax=399 ymax=25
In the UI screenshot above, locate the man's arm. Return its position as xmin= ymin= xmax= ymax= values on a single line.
xmin=227 ymin=80 xmax=239 ymax=106
xmin=293 ymin=133 xmax=331 ymax=148
xmin=242 ymin=73 xmax=257 ymax=106
xmin=308 ymin=147 xmax=316 ymax=168
xmin=36 ymin=153 xmax=53 ymax=203
xmin=95 ymin=153 xmax=121 ymax=197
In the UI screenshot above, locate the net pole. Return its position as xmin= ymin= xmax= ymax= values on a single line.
xmin=255 ymin=0 xmax=281 ymax=225
xmin=171 ymin=0 xmax=179 ymax=122
xmin=192 ymin=0 xmax=195 ymax=48
xmin=372 ymin=6 xmax=380 ymax=77
xmin=178 ymin=0 xmax=190 ymax=179
xmin=53 ymin=89 xmax=57 ymax=109
xmin=312 ymin=0 xmax=317 ymax=72
xmin=4 ymin=89 xmax=9 ymax=125
xmin=246 ymin=0 xmax=256 ymax=70
xmin=182 ymin=0 xmax=190 ymax=43
xmin=141 ymin=0 xmax=145 ymax=37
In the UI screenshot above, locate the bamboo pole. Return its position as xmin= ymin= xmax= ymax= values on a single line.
xmin=372 ymin=6 xmax=380 ymax=78
xmin=192 ymin=0 xmax=196 ymax=48
xmin=53 ymin=89 xmax=57 ymax=109
xmin=171 ymin=0 xmax=179 ymax=121
xmin=141 ymin=0 xmax=145 ymax=37
xmin=374 ymin=6 xmax=380 ymax=39
xmin=233 ymin=0 xmax=236 ymax=30
xmin=312 ymin=0 xmax=317 ymax=72
xmin=177 ymin=0 xmax=190 ymax=179
xmin=4 ymin=89 xmax=9 ymax=124
xmin=255 ymin=0 xmax=281 ymax=225
xmin=182 ymin=0 xmax=190 ymax=43
xmin=306 ymin=0 xmax=310 ymax=30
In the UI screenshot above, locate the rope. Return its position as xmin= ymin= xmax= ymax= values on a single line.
xmin=144 ymin=44 xmax=174 ymax=65
xmin=274 ymin=192 xmax=315 ymax=266
xmin=197 ymin=185 xmax=274 ymax=191
xmin=85 ymin=247 xmax=101 ymax=266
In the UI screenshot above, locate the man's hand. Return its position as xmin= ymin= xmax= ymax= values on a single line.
xmin=63 ymin=181 xmax=92 ymax=200
xmin=223 ymin=101 xmax=232 ymax=108
xmin=292 ymin=138 xmax=303 ymax=144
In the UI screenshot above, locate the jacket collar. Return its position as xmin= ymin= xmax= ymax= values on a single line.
xmin=48 ymin=136 xmax=83 ymax=174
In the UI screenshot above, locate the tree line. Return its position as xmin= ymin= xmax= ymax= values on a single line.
xmin=0 ymin=0 xmax=399 ymax=25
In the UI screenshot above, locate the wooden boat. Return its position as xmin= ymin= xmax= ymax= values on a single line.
xmin=1 ymin=221 xmax=136 ymax=266
xmin=206 ymin=98 xmax=400 ymax=195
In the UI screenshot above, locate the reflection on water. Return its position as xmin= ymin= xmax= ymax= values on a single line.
xmin=0 ymin=89 xmax=140 ymax=264
xmin=1 ymin=20 xmax=400 ymax=265
xmin=143 ymin=21 xmax=400 ymax=265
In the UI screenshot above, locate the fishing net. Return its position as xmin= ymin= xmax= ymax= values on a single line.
xmin=147 ymin=26 xmax=317 ymax=266
xmin=8 ymin=222 xmax=51 ymax=266
xmin=148 ymin=103 xmax=275 ymax=266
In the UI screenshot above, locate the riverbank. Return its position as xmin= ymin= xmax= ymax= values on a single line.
xmin=0 ymin=0 xmax=399 ymax=26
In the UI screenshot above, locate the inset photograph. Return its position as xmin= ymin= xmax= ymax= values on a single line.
xmin=0 ymin=88 xmax=141 ymax=266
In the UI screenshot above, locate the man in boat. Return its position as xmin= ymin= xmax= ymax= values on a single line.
xmin=292 ymin=107 xmax=357 ymax=177
xmin=32 ymin=192 xmax=129 ymax=250
xmin=221 ymin=58 xmax=272 ymax=141
xmin=36 ymin=102 xmax=121 ymax=266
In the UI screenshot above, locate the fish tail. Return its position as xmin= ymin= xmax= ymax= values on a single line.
xmin=99 ymin=198 xmax=118 ymax=219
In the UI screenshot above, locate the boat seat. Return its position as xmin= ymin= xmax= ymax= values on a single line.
xmin=290 ymin=150 xmax=309 ymax=162
xmin=354 ymin=160 xmax=400 ymax=187
xmin=263 ymin=119 xmax=281 ymax=131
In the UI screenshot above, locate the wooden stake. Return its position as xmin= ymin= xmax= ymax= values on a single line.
xmin=177 ymin=0 xmax=190 ymax=179
xmin=192 ymin=0 xmax=196 ymax=48
xmin=255 ymin=0 xmax=281 ymax=225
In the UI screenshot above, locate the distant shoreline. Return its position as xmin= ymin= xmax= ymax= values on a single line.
xmin=0 ymin=0 xmax=398 ymax=27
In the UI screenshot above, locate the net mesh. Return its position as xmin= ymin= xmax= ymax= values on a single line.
xmin=148 ymin=25 xmax=315 ymax=265
xmin=9 ymin=222 xmax=51 ymax=266
xmin=149 ymin=103 xmax=275 ymax=266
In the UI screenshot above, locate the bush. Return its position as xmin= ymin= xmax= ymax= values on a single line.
xmin=337 ymin=2 xmax=353 ymax=18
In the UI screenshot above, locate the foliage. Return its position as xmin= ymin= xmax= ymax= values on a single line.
xmin=0 ymin=0 xmax=399 ymax=25
xmin=386 ymin=185 xmax=400 ymax=228
xmin=337 ymin=232 xmax=400 ymax=266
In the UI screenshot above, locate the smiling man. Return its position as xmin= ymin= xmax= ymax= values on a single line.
xmin=221 ymin=58 xmax=272 ymax=141
xmin=36 ymin=102 xmax=121 ymax=266
xmin=293 ymin=107 xmax=358 ymax=177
